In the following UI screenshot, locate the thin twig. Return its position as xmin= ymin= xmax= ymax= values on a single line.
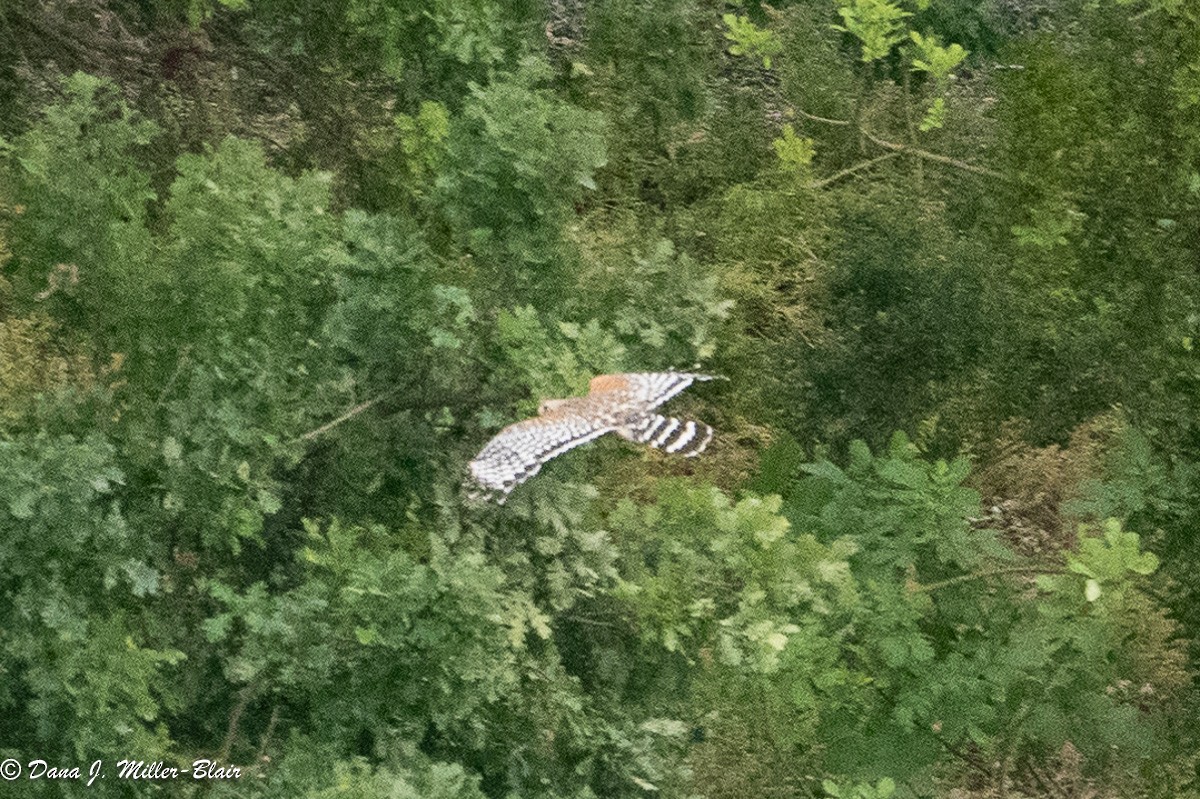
xmin=912 ymin=565 xmax=1061 ymax=593
xmin=862 ymin=129 xmax=1006 ymax=178
xmin=564 ymin=615 xmax=623 ymax=630
xmin=218 ymin=685 xmax=256 ymax=764
xmin=253 ymin=705 xmax=280 ymax=767
xmin=998 ymin=702 xmax=1032 ymax=799
xmin=793 ymin=108 xmax=852 ymax=126
xmin=811 ymin=152 xmax=902 ymax=188
xmin=903 ymin=70 xmax=923 ymax=188
xmin=155 ymin=346 xmax=191 ymax=408
xmin=941 ymin=742 xmax=993 ymax=778
xmin=791 ymin=106 xmax=1004 ymax=178
xmin=295 ymin=391 xmax=395 ymax=443
xmin=792 ymin=324 xmax=817 ymax=349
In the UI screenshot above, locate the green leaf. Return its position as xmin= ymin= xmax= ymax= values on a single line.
xmin=802 ymin=460 xmax=849 ymax=483
xmin=876 ymin=458 xmax=928 ymax=489
xmin=723 ymin=14 xmax=783 ymax=69
xmin=429 ymin=327 xmax=462 ymax=349
xmin=908 ymin=31 xmax=967 ymax=82
xmin=9 ymin=488 xmax=38 ymax=519
xmin=123 ymin=560 xmax=161 ymax=597
xmin=834 ymin=0 xmax=911 ymax=61
xmin=162 ymin=437 xmax=183 ymax=463
xmin=919 ymin=97 xmax=947 ymax=131
xmin=257 ymin=490 xmax=283 ymax=515
xmin=773 ymin=124 xmax=816 ymax=171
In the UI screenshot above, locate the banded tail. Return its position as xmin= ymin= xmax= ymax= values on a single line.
xmin=622 ymin=414 xmax=714 ymax=457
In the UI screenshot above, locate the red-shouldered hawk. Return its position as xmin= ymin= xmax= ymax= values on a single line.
xmin=468 ymin=372 xmax=719 ymax=502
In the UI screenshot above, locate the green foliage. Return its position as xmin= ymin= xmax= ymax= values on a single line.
xmin=185 ymin=0 xmax=248 ymax=27
xmin=1074 ymin=424 xmax=1200 ymax=675
xmin=325 ymin=210 xmax=473 ymax=367
xmin=354 ymin=99 xmax=452 ymax=216
xmin=250 ymin=739 xmax=488 ymax=799
xmin=916 ymin=95 xmax=945 ymax=131
xmin=608 ymin=441 xmax=1180 ymax=786
xmin=908 ymin=31 xmax=966 ymax=129
xmin=0 ymin=433 xmax=179 ymax=759
xmin=2 ymin=73 xmax=157 ymax=350
xmin=343 ymin=0 xmax=535 ymax=81
xmin=823 ymin=777 xmax=896 ymax=799
xmin=0 ymin=311 xmax=94 ymax=430
xmin=834 ymin=0 xmax=911 ymax=61
xmin=494 ymin=304 xmax=625 ymax=402
xmin=611 ymin=484 xmax=814 ymax=664
xmin=1010 ymin=199 xmax=1086 ymax=249
xmin=571 ymin=237 xmax=733 ymax=364
xmin=793 ymin=432 xmax=1002 ymax=578
xmin=800 ymin=442 xmax=1174 ymax=776
xmin=2 ymin=3 xmax=1200 ymax=797
xmin=205 ymin=518 xmax=520 ymax=730
xmin=1065 ymin=518 xmax=1160 ymax=600
xmin=777 ymin=5 xmax=858 ymax=127
xmin=436 ymin=58 xmax=607 ymax=299
xmin=772 ymin=124 xmax=816 ymax=172
xmin=481 ymin=235 xmax=731 ymax=435
xmin=163 ymin=137 xmax=337 ymax=347
xmin=796 ymin=194 xmax=992 ymax=449
xmin=129 ymin=137 xmax=344 ymax=555
xmin=723 ymin=14 xmax=784 ymax=70
xmin=908 ymin=30 xmax=966 ymax=82
xmin=396 ymin=101 xmax=452 ymax=194
xmin=582 ymin=0 xmax=721 ymax=208
xmin=585 ymin=0 xmax=711 ymax=136
xmin=0 ymin=434 xmax=139 ymax=597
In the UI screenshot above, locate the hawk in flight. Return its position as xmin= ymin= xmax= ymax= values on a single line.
xmin=468 ymin=372 xmax=718 ymax=501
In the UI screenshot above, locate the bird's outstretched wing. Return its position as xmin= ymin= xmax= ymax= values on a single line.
xmin=467 ymin=412 xmax=614 ymax=500
xmin=589 ymin=372 xmax=716 ymax=409
xmin=467 ymin=371 xmax=721 ymax=503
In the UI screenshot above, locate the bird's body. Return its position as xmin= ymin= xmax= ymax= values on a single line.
xmin=468 ymin=372 xmax=718 ymax=501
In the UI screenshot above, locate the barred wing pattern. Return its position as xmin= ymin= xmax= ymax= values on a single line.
xmin=586 ymin=371 xmax=708 ymax=410
xmin=467 ymin=414 xmax=614 ymax=499
xmin=620 ymin=413 xmax=714 ymax=456
xmin=468 ymin=372 xmax=717 ymax=501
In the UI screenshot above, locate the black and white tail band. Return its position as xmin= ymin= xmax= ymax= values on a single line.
xmin=625 ymin=414 xmax=714 ymax=457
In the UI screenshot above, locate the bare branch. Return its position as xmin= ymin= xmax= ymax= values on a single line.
xmin=789 ymin=106 xmax=1005 ymax=179
xmin=911 ymin=565 xmax=1061 ymax=593
xmin=794 ymin=108 xmax=852 ymax=126
xmin=253 ymin=705 xmax=281 ymax=767
xmin=155 ymin=346 xmax=192 ymax=408
xmin=564 ymin=615 xmax=623 ymax=630
xmin=295 ymin=391 xmax=394 ymax=443
xmin=218 ymin=685 xmax=256 ymax=764
xmin=862 ymin=129 xmax=1006 ymax=178
xmin=811 ymin=152 xmax=902 ymax=188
